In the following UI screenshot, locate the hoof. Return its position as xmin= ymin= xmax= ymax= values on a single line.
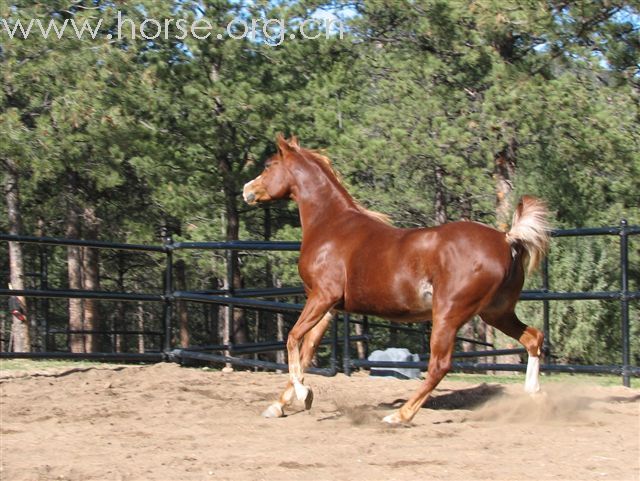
xmin=262 ymin=403 xmax=284 ymax=418
xmin=525 ymin=385 xmax=541 ymax=395
xmin=303 ymin=387 xmax=314 ymax=410
xmin=528 ymin=390 xmax=547 ymax=401
xmin=382 ymin=411 xmax=410 ymax=426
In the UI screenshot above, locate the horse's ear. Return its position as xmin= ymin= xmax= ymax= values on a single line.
xmin=276 ymin=133 xmax=300 ymax=155
xmin=276 ymin=132 xmax=290 ymax=154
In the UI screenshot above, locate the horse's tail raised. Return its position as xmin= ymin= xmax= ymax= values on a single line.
xmin=506 ymin=196 xmax=551 ymax=275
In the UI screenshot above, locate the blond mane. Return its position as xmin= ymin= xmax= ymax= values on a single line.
xmin=299 ymin=147 xmax=393 ymax=226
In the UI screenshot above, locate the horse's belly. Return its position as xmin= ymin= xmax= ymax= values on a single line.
xmin=343 ymin=278 xmax=433 ymax=322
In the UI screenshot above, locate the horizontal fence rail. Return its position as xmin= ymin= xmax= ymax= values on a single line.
xmin=0 ymin=234 xmax=166 ymax=252
xmin=520 ymin=290 xmax=640 ymax=301
xmin=1 ymin=220 xmax=638 ymax=385
xmin=0 ymin=288 xmax=164 ymax=302
xmin=172 ymin=240 xmax=301 ymax=251
xmin=1 ymin=351 xmax=164 ymax=362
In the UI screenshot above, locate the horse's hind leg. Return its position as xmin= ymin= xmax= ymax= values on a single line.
xmin=383 ymin=313 xmax=464 ymax=425
xmin=262 ymin=311 xmax=333 ymax=418
xmin=481 ymin=311 xmax=544 ymax=393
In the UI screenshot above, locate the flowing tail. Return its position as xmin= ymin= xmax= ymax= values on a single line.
xmin=506 ymin=196 xmax=551 ymax=275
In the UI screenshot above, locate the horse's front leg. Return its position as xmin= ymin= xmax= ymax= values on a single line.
xmin=262 ymin=299 xmax=334 ymax=418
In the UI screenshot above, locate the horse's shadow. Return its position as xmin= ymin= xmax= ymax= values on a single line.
xmin=377 ymin=383 xmax=504 ymax=411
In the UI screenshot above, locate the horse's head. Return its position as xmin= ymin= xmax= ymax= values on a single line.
xmin=243 ymin=134 xmax=300 ymax=205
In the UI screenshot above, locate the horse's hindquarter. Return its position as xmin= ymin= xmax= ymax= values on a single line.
xmin=430 ymin=222 xmax=519 ymax=312
xmin=342 ymin=221 xmax=516 ymax=321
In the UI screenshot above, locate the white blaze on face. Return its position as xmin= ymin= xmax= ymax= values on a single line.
xmin=242 ymin=176 xmax=261 ymax=203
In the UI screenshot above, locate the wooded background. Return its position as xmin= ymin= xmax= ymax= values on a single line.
xmin=2 ymin=1 xmax=638 ymax=366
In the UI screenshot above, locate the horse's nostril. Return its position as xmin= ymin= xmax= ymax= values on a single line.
xmin=246 ymin=192 xmax=256 ymax=203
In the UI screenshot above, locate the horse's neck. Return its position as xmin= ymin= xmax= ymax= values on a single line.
xmin=293 ymin=166 xmax=356 ymax=233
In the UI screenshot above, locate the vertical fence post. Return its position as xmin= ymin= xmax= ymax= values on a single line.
xmin=162 ymin=229 xmax=174 ymax=353
xmin=542 ymin=256 xmax=551 ymax=363
xmin=223 ymin=249 xmax=235 ymax=370
xmin=620 ymin=219 xmax=630 ymax=387
xmin=40 ymin=243 xmax=50 ymax=352
xmin=330 ymin=314 xmax=338 ymax=375
xmin=363 ymin=315 xmax=370 ymax=359
xmin=343 ymin=313 xmax=351 ymax=375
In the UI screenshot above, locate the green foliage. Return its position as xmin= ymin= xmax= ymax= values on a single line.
xmin=519 ymin=236 xmax=637 ymax=365
xmin=1 ymin=0 xmax=638 ymax=364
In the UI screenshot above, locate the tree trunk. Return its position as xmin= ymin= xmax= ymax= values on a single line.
xmin=82 ymin=206 xmax=101 ymax=352
xmin=218 ymin=304 xmax=226 ymax=345
xmin=263 ymin=207 xmax=278 ymax=362
xmin=137 ymin=301 xmax=146 ymax=353
xmin=274 ymin=278 xmax=286 ymax=366
xmin=4 ymin=160 xmax=30 ymax=352
xmin=222 ymin=287 xmax=232 ymax=371
xmin=115 ymin=257 xmax=126 ymax=353
xmin=434 ymin=165 xmax=447 ymax=225
xmin=219 ymin=155 xmax=247 ymax=345
xmin=208 ymin=278 xmax=219 ymax=344
xmin=1 ymin=311 xmax=6 ymax=352
xmin=276 ymin=311 xmax=286 ymax=366
xmin=489 ymin=140 xmax=518 ymax=368
xmin=354 ymin=321 xmax=366 ymax=360
xmin=485 ymin=323 xmax=495 ymax=374
xmin=460 ymin=191 xmax=473 ymax=221
xmin=175 ymin=260 xmax=190 ymax=347
xmin=494 ymin=139 xmax=518 ymax=231
xmin=37 ymin=217 xmax=50 ymax=351
xmin=114 ymin=301 xmax=124 ymax=353
xmin=217 ymin=208 xmax=232 ymax=370
xmin=66 ymin=172 xmax=84 ymax=353
xmin=207 ymin=303 xmax=217 ymax=345
xmin=459 ymin=321 xmax=475 ymax=352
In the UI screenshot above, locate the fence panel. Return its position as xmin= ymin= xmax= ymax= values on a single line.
xmin=1 ymin=222 xmax=638 ymax=385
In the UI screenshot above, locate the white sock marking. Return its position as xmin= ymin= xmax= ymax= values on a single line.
xmin=293 ymin=380 xmax=309 ymax=401
xmin=525 ymin=355 xmax=540 ymax=393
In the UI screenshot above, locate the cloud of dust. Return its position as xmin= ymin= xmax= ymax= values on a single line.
xmin=466 ymin=384 xmax=600 ymax=425
xmin=328 ymin=395 xmax=381 ymax=426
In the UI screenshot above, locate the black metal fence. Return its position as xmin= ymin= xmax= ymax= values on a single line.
xmin=1 ymin=220 xmax=638 ymax=385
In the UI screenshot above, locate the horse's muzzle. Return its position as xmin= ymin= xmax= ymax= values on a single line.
xmin=243 ymin=179 xmax=259 ymax=205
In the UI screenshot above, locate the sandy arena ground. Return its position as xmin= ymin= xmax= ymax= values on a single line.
xmin=1 ymin=362 xmax=638 ymax=481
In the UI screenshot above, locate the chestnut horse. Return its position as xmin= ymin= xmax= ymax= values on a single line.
xmin=243 ymin=135 xmax=550 ymax=424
